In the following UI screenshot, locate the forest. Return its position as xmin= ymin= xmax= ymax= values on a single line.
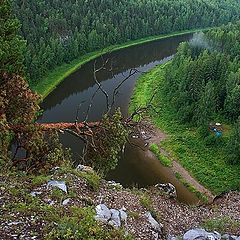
xmin=12 ymin=0 xmax=240 ymax=85
xmin=163 ymin=22 xmax=240 ymax=164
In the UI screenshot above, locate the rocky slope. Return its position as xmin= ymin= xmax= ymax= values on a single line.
xmin=0 ymin=164 xmax=239 ymax=239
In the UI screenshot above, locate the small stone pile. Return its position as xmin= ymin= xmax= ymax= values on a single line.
xmin=95 ymin=204 xmax=127 ymax=228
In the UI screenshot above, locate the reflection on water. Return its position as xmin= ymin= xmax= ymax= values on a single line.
xmin=39 ymin=34 xmax=201 ymax=204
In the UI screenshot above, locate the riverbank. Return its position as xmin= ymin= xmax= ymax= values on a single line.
xmin=129 ymin=63 xmax=240 ymax=195
xmin=32 ymin=27 xmax=213 ymax=100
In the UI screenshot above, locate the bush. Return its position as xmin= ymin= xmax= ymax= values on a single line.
xmin=86 ymin=109 xmax=128 ymax=175
xmin=46 ymin=207 xmax=132 ymax=240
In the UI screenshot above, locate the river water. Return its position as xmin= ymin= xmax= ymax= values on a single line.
xmin=39 ymin=34 xmax=201 ymax=204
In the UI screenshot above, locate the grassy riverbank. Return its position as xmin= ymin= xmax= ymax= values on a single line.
xmin=32 ymin=28 xmax=213 ymax=100
xmin=130 ymin=63 xmax=240 ymax=195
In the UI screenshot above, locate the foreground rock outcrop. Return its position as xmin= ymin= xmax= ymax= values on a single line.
xmin=169 ymin=228 xmax=240 ymax=240
xmin=0 ymin=165 xmax=239 ymax=239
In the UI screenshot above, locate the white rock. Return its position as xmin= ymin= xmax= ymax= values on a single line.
xmin=119 ymin=209 xmax=127 ymax=222
xmin=8 ymin=221 xmax=23 ymax=226
xmin=30 ymin=191 xmax=42 ymax=197
xmin=47 ymin=180 xmax=67 ymax=193
xmin=145 ymin=212 xmax=163 ymax=233
xmin=76 ymin=164 xmax=93 ymax=172
xmin=183 ymin=228 xmax=207 ymax=240
xmin=95 ymin=204 xmax=111 ymax=223
xmin=62 ymin=198 xmax=71 ymax=205
xmin=109 ymin=209 xmax=121 ymax=228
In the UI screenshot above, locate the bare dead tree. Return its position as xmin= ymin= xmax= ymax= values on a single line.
xmin=10 ymin=56 xmax=158 ymax=170
xmin=93 ymin=59 xmax=111 ymax=111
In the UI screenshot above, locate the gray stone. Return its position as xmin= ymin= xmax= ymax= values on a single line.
xmin=62 ymin=198 xmax=71 ymax=205
xmin=119 ymin=209 xmax=127 ymax=222
xmin=109 ymin=209 xmax=121 ymax=228
xmin=30 ymin=191 xmax=42 ymax=197
xmin=222 ymin=234 xmax=231 ymax=240
xmin=95 ymin=204 xmax=128 ymax=228
xmin=145 ymin=211 xmax=163 ymax=233
xmin=47 ymin=180 xmax=67 ymax=193
xmin=152 ymin=230 xmax=160 ymax=240
xmin=207 ymin=236 xmax=215 ymax=240
xmin=183 ymin=228 xmax=207 ymax=240
xmin=183 ymin=229 xmax=222 ymax=240
xmin=213 ymin=232 xmax=221 ymax=240
xmin=95 ymin=204 xmax=111 ymax=223
xmin=222 ymin=234 xmax=238 ymax=240
xmin=207 ymin=232 xmax=221 ymax=240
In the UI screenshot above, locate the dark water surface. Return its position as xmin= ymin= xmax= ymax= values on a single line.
xmin=39 ymin=34 xmax=200 ymax=204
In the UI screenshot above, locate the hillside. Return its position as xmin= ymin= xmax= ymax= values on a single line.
xmin=12 ymin=0 xmax=240 ymax=86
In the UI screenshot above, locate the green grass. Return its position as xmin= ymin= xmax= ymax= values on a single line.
xmin=32 ymin=27 xmax=214 ymax=100
xmin=175 ymin=172 xmax=208 ymax=203
xmin=139 ymin=193 xmax=158 ymax=220
xmin=130 ymin=63 xmax=240 ymax=194
xmin=149 ymin=143 xmax=172 ymax=167
xmin=46 ymin=206 xmax=133 ymax=240
xmin=202 ymin=217 xmax=240 ymax=234
xmin=0 ymin=167 xmax=132 ymax=239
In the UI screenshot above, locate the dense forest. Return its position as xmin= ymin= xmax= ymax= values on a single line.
xmin=0 ymin=0 xmax=126 ymax=175
xmin=13 ymin=0 xmax=240 ymax=85
xmin=163 ymin=22 xmax=240 ymax=164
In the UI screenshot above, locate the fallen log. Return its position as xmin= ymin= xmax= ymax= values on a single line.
xmin=8 ymin=122 xmax=100 ymax=132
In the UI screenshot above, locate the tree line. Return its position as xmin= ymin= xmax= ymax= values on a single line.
xmin=163 ymin=22 xmax=240 ymax=164
xmin=12 ymin=0 xmax=240 ymax=85
xmin=0 ymin=0 xmax=129 ymax=174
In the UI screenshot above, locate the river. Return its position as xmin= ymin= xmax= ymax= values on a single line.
xmin=39 ymin=33 xmax=201 ymax=204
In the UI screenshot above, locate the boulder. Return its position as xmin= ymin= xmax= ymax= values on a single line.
xmin=183 ymin=228 xmax=221 ymax=240
xmin=183 ymin=228 xmax=207 ymax=240
xmin=119 ymin=209 xmax=128 ymax=222
xmin=95 ymin=204 xmax=111 ymax=223
xmin=47 ymin=180 xmax=68 ymax=193
xmin=109 ymin=209 xmax=121 ymax=228
xmin=155 ymin=183 xmax=177 ymax=198
xmin=62 ymin=198 xmax=71 ymax=206
xmin=145 ymin=211 xmax=163 ymax=233
xmin=95 ymin=204 xmax=128 ymax=228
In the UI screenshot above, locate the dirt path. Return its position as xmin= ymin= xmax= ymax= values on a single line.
xmin=140 ymin=121 xmax=215 ymax=203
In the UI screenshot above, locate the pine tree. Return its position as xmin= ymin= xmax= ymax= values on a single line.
xmin=0 ymin=0 xmax=26 ymax=80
